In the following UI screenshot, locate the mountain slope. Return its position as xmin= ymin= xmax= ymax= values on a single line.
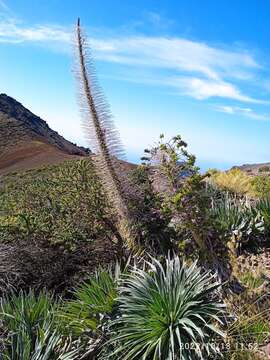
xmin=234 ymin=162 xmax=270 ymax=175
xmin=0 ymin=94 xmax=89 ymax=175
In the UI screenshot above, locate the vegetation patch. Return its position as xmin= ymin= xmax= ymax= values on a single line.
xmin=0 ymin=159 xmax=116 ymax=248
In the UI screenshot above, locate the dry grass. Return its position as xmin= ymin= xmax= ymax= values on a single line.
xmin=210 ymin=169 xmax=255 ymax=197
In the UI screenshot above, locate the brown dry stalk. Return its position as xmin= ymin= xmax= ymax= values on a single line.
xmin=74 ymin=18 xmax=135 ymax=246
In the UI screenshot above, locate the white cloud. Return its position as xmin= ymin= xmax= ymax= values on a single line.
xmin=0 ymin=16 xmax=266 ymax=104
xmin=88 ymin=36 xmax=265 ymax=103
xmin=169 ymin=77 xmax=262 ymax=103
xmin=0 ymin=18 xmax=71 ymax=44
xmin=216 ymin=105 xmax=270 ymax=121
xmin=91 ymin=36 xmax=259 ymax=80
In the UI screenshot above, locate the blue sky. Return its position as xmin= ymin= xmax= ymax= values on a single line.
xmin=1 ymin=0 xmax=270 ymax=170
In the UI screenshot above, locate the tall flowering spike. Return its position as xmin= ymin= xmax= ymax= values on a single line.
xmin=75 ymin=18 xmax=126 ymax=160
xmin=74 ymin=18 xmax=135 ymax=245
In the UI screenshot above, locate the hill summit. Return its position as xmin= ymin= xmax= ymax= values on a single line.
xmin=0 ymin=94 xmax=89 ymax=175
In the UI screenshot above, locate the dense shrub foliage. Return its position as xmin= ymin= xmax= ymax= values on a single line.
xmin=1 ymin=137 xmax=269 ymax=259
xmin=211 ymin=168 xmax=270 ymax=198
xmin=0 ymin=159 xmax=115 ymax=248
xmin=1 ymin=135 xmax=270 ymax=359
xmin=258 ymin=165 xmax=270 ymax=173
xmin=1 ymin=15 xmax=269 ymax=356
xmin=208 ymin=191 xmax=265 ymax=254
xmin=251 ymin=175 xmax=270 ymax=197
xmin=210 ymin=169 xmax=254 ymax=196
xmin=138 ymin=134 xmax=211 ymax=257
xmin=206 ymin=185 xmax=270 ymax=253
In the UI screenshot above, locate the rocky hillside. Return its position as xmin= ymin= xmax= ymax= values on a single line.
xmin=0 ymin=94 xmax=89 ymax=175
xmin=234 ymin=162 xmax=270 ymax=175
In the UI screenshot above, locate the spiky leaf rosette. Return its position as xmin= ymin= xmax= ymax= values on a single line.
xmin=107 ymin=256 xmax=225 ymax=360
xmin=74 ymin=19 xmax=135 ymax=246
xmin=0 ymin=291 xmax=78 ymax=359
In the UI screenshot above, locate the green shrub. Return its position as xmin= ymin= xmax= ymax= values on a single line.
xmin=255 ymin=197 xmax=270 ymax=236
xmin=239 ymin=271 xmax=264 ymax=289
xmin=0 ymin=290 xmax=55 ymax=338
xmin=0 ymin=159 xmax=115 ymax=248
xmin=128 ymin=164 xmax=175 ymax=254
xmin=0 ymin=291 xmax=77 ymax=359
xmin=258 ymin=166 xmax=270 ymax=173
xmin=209 ymin=194 xmax=264 ymax=253
xmin=59 ymin=267 xmax=120 ymax=337
xmin=251 ymin=175 xmax=270 ymax=198
xmin=108 ymin=256 xmax=225 ymax=360
xmin=141 ymin=134 xmax=210 ymax=256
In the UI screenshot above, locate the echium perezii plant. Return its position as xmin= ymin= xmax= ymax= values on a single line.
xmin=74 ymin=19 xmax=136 ymax=248
xmin=142 ymin=134 xmax=210 ymax=253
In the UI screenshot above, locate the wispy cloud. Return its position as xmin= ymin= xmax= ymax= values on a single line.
xmin=115 ymin=73 xmax=264 ymax=104
xmin=216 ymin=105 xmax=270 ymax=121
xmin=92 ymin=36 xmax=259 ymax=79
xmin=167 ymin=77 xmax=263 ymax=103
xmin=0 ymin=18 xmax=71 ymax=44
xmin=86 ymin=36 xmax=266 ymax=104
xmin=0 ymin=15 xmax=267 ymax=105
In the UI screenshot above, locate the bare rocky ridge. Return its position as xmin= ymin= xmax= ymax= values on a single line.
xmin=0 ymin=94 xmax=90 ymax=174
xmin=0 ymin=93 xmax=88 ymax=155
xmin=233 ymin=162 xmax=270 ymax=175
